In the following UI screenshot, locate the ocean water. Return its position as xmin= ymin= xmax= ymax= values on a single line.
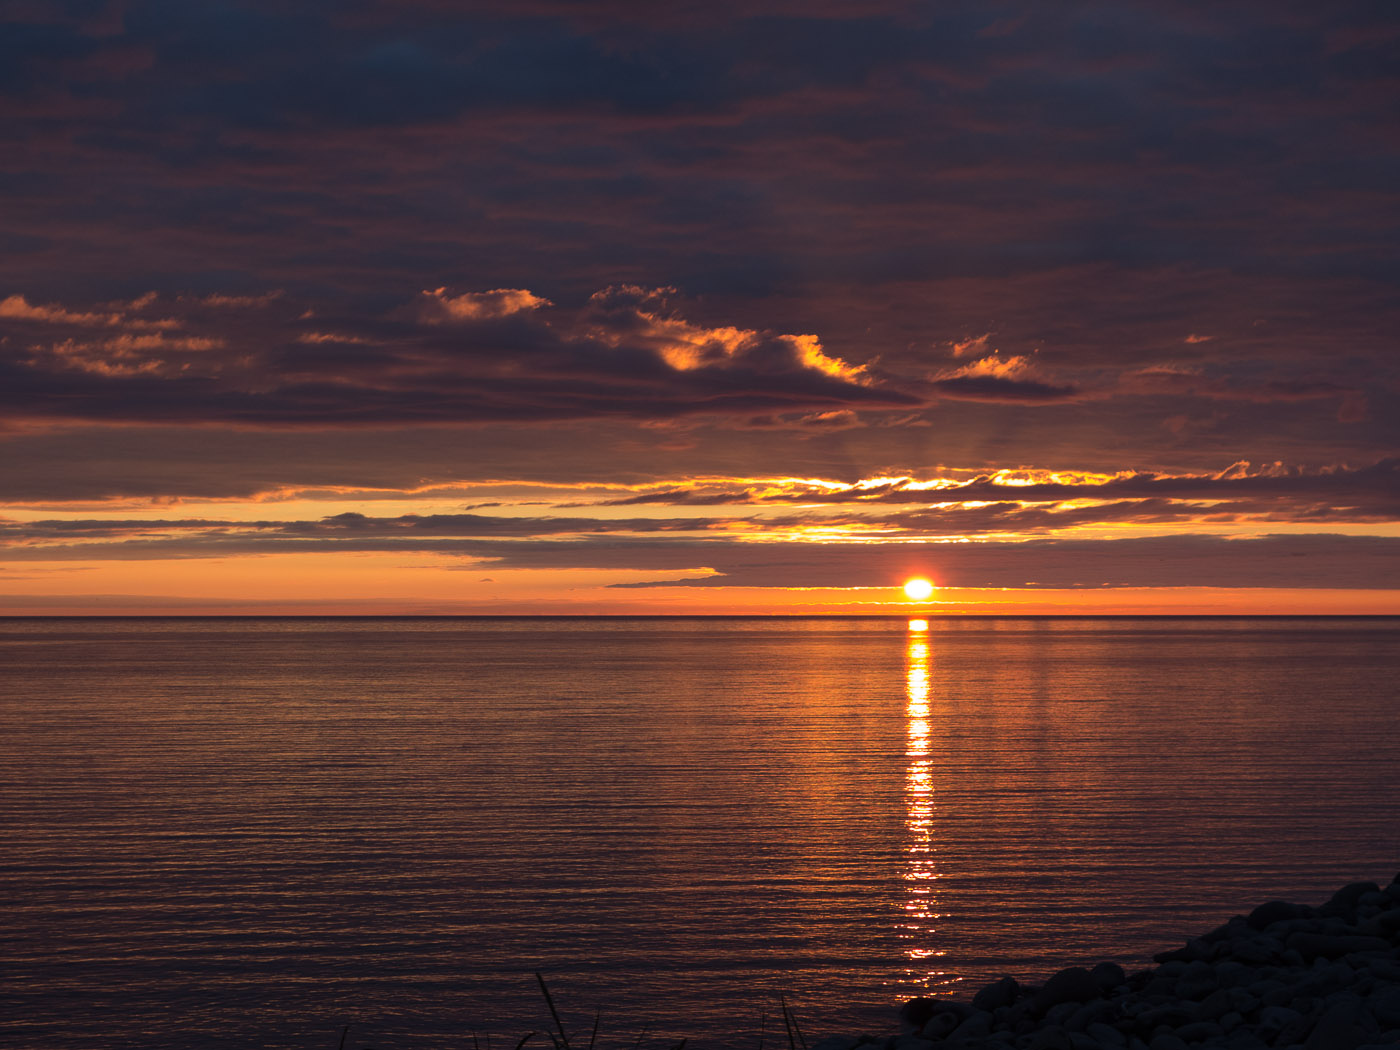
xmin=2 ymin=616 xmax=1398 ymax=1050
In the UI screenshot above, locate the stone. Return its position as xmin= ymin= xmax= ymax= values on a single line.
xmin=1212 ymin=961 xmax=1250 ymax=989
xmin=1255 ymin=980 xmax=1293 ymax=1008
xmin=1027 ymin=1026 xmax=1073 ymax=1050
xmin=972 ymin=976 xmax=1020 ymax=1012
xmin=1224 ymin=987 xmax=1257 ymax=1015
xmin=1325 ymin=882 xmax=1382 ymax=916
xmin=1174 ymin=1020 xmax=1223 ymax=1042
xmin=1033 ymin=968 xmax=1104 ymax=1014
xmin=949 ymin=1011 xmax=991 ymax=1041
xmin=1255 ymin=1005 xmax=1301 ymax=1040
xmin=1152 ymin=939 xmax=1212 ymax=965
xmin=1372 ymin=908 xmax=1400 ymax=932
xmin=1091 ymin=962 xmax=1127 ymax=993
xmin=1286 ymin=931 xmax=1392 ymax=962
xmin=1146 ymin=1034 xmax=1188 ymax=1050
xmin=1045 ymin=1002 xmax=1079 ymax=1026
xmin=1247 ymin=900 xmax=1310 ymax=930
xmin=1365 ymin=959 xmax=1400 ymax=982
xmin=919 ymin=1012 xmax=958 ymax=1040
xmin=1172 ymin=961 xmax=1217 ymax=1002
xmin=1303 ymin=995 xmax=1376 ymax=1050
xmin=1065 ymin=999 xmax=1115 ymax=1033
xmin=1086 ymin=1021 xmax=1126 ymax=1047
xmin=1191 ymin=989 xmax=1231 ymax=1022
xmin=900 ymin=998 xmax=963 ymax=1031
xmin=1293 ymin=960 xmax=1358 ymax=998
xmin=1366 ymin=986 xmax=1400 ymax=1028
xmin=1136 ymin=1005 xmax=1194 ymax=1030
xmin=1224 ymin=937 xmax=1280 ymax=965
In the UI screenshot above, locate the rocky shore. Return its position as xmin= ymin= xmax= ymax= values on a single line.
xmin=816 ymin=875 xmax=1400 ymax=1050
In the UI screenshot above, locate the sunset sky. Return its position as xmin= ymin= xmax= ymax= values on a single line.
xmin=2 ymin=0 xmax=1397 ymax=614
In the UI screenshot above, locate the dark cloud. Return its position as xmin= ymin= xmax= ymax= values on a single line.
xmin=0 ymin=286 xmax=916 ymax=425
xmin=0 ymin=510 xmax=736 ymax=544
xmin=1 ymin=0 xmax=1398 ymax=537
xmin=930 ymin=374 xmax=1082 ymax=403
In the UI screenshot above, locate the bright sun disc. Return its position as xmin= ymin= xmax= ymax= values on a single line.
xmin=903 ymin=577 xmax=934 ymax=601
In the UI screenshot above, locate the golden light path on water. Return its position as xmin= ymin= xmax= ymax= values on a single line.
xmin=902 ymin=618 xmax=949 ymax=987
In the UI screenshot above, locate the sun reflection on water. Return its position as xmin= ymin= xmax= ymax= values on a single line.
xmin=902 ymin=626 xmax=949 ymax=985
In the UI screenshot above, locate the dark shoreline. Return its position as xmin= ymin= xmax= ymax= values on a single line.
xmin=817 ymin=876 xmax=1400 ymax=1050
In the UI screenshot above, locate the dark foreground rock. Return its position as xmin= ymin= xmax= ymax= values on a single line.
xmin=815 ymin=875 xmax=1400 ymax=1050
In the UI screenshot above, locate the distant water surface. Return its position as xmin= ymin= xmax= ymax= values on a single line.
xmin=2 ymin=617 xmax=1398 ymax=1049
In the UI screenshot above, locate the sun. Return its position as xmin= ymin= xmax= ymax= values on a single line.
xmin=903 ymin=577 xmax=935 ymax=602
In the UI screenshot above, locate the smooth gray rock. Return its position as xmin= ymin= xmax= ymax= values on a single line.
xmin=1256 ymin=1005 xmax=1302 ymax=1039
xmin=1255 ymin=980 xmax=1294 ymax=1008
xmin=920 ymin=1012 xmax=958 ymax=1039
xmin=950 ymin=1011 xmax=992 ymax=1041
xmin=1153 ymin=939 xmax=1213 ymax=965
xmin=1179 ymin=1020 xmax=1227 ymax=1042
xmin=901 ymin=998 xmax=965 ymax=1032
xmin=1091 ymin=963 xmax=1128 ymax=993
xmin=1138 ymin=1005 xmax=1194 ymax=1031
xmin=1226 ymin=938 xmax=1281 ymax=965
xmin=1365 ymin=986 xmax=1400 ymax=1028
xmin=1302 ymin=995 xmax=1375 ymax=1050
xmin=1247 ymin=901 xmax=1310 ymax=931
xmin=1033 ymin=969 xmax=1104 ymax=1014
xmin=1192 ymin=989 xmax=1232 ymax=1022
xmin=1212 ymin=961 xmax=1251 ymax=989
xmin=1286 ymin=932 xmax=1392 ymax=962
xmin=1065 ymin=1000 xmax=1115 ymax=1033
xmin=1225 ymin=987 xmax=1258 ymax=1016
xmin=1325 ymin=883 xmax=1382 ymax=915
xmin=1027 ymin=1025 xmax=1073 ymax=1050
xmin=1085 ymin=1021 xmax=1125 ymax=1047
xmin=1371 ymin=908 xmax=1400 ymax=932
xmin=973 ymin=976 xmax=1021 ymax=1012
xmin=1045 ymin=1002 xmax=1080 ymax=1027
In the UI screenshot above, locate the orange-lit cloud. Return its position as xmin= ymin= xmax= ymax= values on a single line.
xmin=420 ymin=287 xmax=552 ymax=322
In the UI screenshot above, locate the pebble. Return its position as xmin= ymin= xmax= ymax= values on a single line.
xmin=817 ymin=875 xmax=1400 ymax=1050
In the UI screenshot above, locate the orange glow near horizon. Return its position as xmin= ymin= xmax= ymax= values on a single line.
xmin=1 ymin=550 xmax=1398 ymax=617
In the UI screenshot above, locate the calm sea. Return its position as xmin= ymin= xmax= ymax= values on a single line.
xmin=3 ymin=617 xmax=1398 ymax=1050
